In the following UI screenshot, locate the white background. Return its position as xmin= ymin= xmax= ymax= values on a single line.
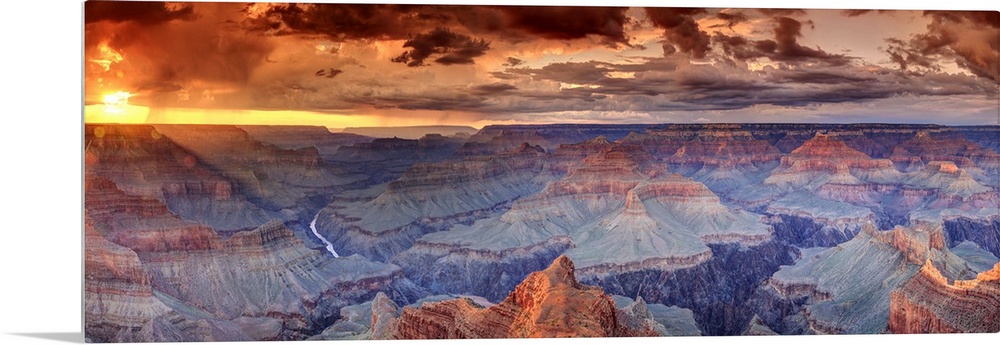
xmin=1 ymin=0 xmax=996 ymax=344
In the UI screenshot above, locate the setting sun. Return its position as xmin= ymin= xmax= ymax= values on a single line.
xmin=102 ymin=91 xmax=132 ymax=113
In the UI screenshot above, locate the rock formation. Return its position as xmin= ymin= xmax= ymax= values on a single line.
xmin=752 ymin=222 xmax=977 ymax=334
xmin=316 ymin=143 xmax=551 ymax=261
xmin=382 ymin=256 xmax=661 ymax=339
xmin=888 ymin=261 xmax=1000 ymax=333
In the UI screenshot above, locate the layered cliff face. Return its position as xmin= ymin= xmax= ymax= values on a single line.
xmin=458 ymin=124 xmax=648 ymax=156
xmin=151 ymin=125 xmax=359 ymax=228
xmin=238 ymin=125 xmax=373 ymax=160
xmin=84 ymin=174 xmax=423 ymax=341
xmin=315 ymin=143 xmax=551 ymax=261
xmin=888 ymin=261 xmax=1000 ymax=334
xmin=665 ymin=128 xmax=782 ymax=194
xmin=85 ymin=125 xmax=273 ymax=231
xmin=391 ymin=144 xmax=792 ymax=335
xmin=379 ymin=256 xmax=661 ymax=339
xmin=84 ymin=217 xmax=172 ymax=343
xmin=749 ymin=222 xmax=978 ymax=334
xmin=763 ymin=132 xmax=874 ymax=189
xmin=890 ymin=130 xmax=1000 ymax=186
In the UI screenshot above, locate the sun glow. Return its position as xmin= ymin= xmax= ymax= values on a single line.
xmin=102 ymin=91 xmax=132 ymax=113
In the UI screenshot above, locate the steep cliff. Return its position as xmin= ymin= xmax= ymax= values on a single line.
xmin=888 ymin=261 xmax=1000 ymax=333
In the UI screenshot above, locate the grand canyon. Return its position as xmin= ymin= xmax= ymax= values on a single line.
xmin=84 ymin=123 xmax=999 ymax=341
xmin=80 ymin=2 xmax=1000 ymax=342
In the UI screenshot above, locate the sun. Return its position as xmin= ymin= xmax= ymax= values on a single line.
xmin=102 ymin=91 xmax=132 ymax=113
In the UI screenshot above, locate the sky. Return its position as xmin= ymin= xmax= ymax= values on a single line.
xmin=82 ymin=1 xmax=1000 ymax=127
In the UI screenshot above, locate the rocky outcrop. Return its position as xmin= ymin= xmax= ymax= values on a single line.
xmin=888 ymin=261 xmax=1000 ymax=333
xmin=383 ymin=256 xmax=660 ymax=339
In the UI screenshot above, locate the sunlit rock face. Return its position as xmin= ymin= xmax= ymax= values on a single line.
xmin=889 ymin=261 xmax=1000 ymax=334
xmin=377 ymin=256 xmax=661 ymax=339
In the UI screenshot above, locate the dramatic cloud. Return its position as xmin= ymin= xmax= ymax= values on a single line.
xmin=496 ymin=7 xmax=631 ymax=47
xmin=471 ymin=83 xmax=518 ymax=95
xmin=392 ymin=28 xmax=491 ymax=67
xmin=85 ymin=3 xmax=276 ymax=108
xmin=713 ymin=12 xmax=750 ymax=29
xmin=243 ymin=3 xmax=427 ymax=40
xmin=712 ymin=16 xmax=851 ymax=66
xmin=841 ymin=10 xmax=873 ymax=17
xmin=85 ymin=2 xmax=195 ymax=24
xmin=83 ymin=4 xmax=999 ymax=125
xmin=756 ymin=9 xmax=808 ymax=16
xmin=644 ymin=8 xmax=712 ymax=58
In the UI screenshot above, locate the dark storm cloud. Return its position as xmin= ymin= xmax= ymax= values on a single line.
xmin=756 ymin=9 xmax=807 ymax=16
xmin=841 ymin=10 xmax=873 ymax=17
xmin=884 ymin=11 xmax=999 ymax=81
xmin=244 ymin=3 xmax=426 ymax=40
xmin=712 ymin=17 xmax=851 ymax=66
xmin=770 ymin=17 xmax=849 ymax=64
xmin=345 ymin=90 xmax=489 ymax=111
xmin=315 ymin=68 xmax=343 ymax=78
xmin=644 ymin=8 xmax=712 ymax=58
xmin=246 ymin=4 xmax=632 ymax=47
xmin=712 ymin=33 xmax=764 ymax=60
xmin=471 ymin=83 xmax=518 ymax=95
xmin=482 ymin=53 xmax=996 ymax=115
xmin=712 ymin=12 xmax=749 ymax=29
xmin=507 ymin=61 xmax=611 ymax=84
xmin=495 ymin=7 xmax=631 ymax=47
xmin=391 ymin=28 xmax=490 ymax=67
xmin=85 ymin=2 xmax=195 ymax=24
xmin=925 ymin=10 xmax=1000 ymax=28
xmin=503 ymin=57 xmax=525 ymax=67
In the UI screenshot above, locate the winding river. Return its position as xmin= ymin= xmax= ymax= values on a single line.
xmin=310 ymin=212 xmax=340 ymax=258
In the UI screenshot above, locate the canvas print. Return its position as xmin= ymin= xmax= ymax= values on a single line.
xmin=83 ymin=1 xmax=1000 ymax=342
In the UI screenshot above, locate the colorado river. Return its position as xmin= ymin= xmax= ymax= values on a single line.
xmin=310 ymin=212 xmax=340 ymax=258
